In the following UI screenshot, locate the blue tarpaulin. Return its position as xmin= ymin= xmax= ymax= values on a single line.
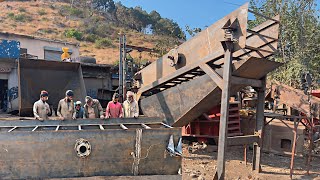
xmin=0 ymin=39 xmax=20 ymax=59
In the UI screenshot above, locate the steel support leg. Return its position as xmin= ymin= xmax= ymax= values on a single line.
xmin=252 ymin=77 xmax=266 ymax=172
xmin=290 ymin=118 xmax=298 ymax=179
xmin=214 ymin=41 xmax=233 ymax=180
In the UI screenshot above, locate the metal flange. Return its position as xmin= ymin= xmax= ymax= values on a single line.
xmin=166 ymin=49 xmax=179 ymax=67
xmin=74 ymin=138 xmax=91 ymax=158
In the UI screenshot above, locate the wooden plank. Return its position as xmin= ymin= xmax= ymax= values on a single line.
xmin=231 ymin=76 xmax=262 ymax=87
xmin=141 ymin=124 xmax=151 ymax=129
xmin=199 ymin=63 xmax=223 ymax=89
xmin=120 ymin=124 xmax=128 ymax=130
xmin=8 ymin=126 xmax=17 ymax=132
xmin=32 ymin=126 xmax=38 ymax=132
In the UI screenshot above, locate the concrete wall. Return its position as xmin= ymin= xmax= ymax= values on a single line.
xmin=0 ymin=60 xmax=18 ymax=112
xmin=7 ymin=67 xmax=19 ymax=112
xmin=263 ymin=118 xmax=305 ymax=155
xmin=0 ymin=34 xmax=79 ymax=59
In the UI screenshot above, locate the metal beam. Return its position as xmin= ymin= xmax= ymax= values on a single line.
xmin=227 ymin=135 xmax=259 ymax=146
xmin=231 ymin=76 xmax=263 ymax=87
xmin=247 ymin=29 xmax=277 ymax=41
xmin=32 ymin=126 xmax=38 ymax=132
xmin=161 ymin=123 xmax=173 ymax=128
xmin=248 ymin=10 xmax=280 ymax=23
xmin=245 ymin=45 xmax=275 ymax=54
xmin=141 ymin=123 xmax=151 ymax=129
xmin=290 ymin=118 xmax=298 ymax=179
xmin=120 ymin=124 xmax=128 ymax=130
xmin=215 ymin=32 xmax=234 ymax=179
xmin=8 ymin=126 xmax=17 ymax=132
xmin=252 ymin=77 xmax=266 ymax=172
xmin=199 ymin=64 xmax=223 ymax=89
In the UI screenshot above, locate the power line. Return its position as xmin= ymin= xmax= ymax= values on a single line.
xmin=223 ymin=1 xmax=243 ymax=7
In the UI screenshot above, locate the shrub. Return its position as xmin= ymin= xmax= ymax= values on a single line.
xmin=69 ymin=7 xmax=83 ymax=17
xmin=64 ymin=29 xmax=83 ymax=41
xmin=37 ymin=9 xmax=46 ymax=16
xmin=95 ymin=38 xmax=113 ymax=48
xmin=84 ymin=34 xmax=99 ymax=43
xmin=9 ymin=13 xmax=32 ymax=22
xmin=49 ymin=4 xmax=55 ymax=10
xmin=7 ymin=12 xmax=14 ymax=18
xmin=18 ymin=7 xmax=26 ymax=13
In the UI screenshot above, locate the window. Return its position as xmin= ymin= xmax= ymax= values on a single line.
xmin=44 ymin=46 xmax=72 ymax=61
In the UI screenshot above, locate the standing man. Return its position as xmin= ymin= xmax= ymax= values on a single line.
xmin=57 ymin=90 xmax=76 ymax=120
xmin=33 ymin=90 xmax=51 ymax=121
xmin=75 ymin=101 xmax=85 ymax=119
xmin=123 ymin=91 xmax=139 ymax=118
xmin=83 ymin=96 xmax=104 ymax=119
xmin=105 ymin=93 xmax=123 ymax=118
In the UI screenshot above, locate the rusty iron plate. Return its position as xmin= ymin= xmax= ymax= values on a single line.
xmin=18 ymin=59 xmax=87 ymax=116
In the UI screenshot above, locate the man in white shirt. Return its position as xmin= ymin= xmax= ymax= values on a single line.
xmin=123 ymin=91 xmax=139 ymax=118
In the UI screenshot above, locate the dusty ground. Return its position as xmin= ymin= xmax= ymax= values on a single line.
xmin=181 ymin=143 xmax=320 ymax=180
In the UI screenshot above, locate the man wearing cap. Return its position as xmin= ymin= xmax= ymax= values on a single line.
xmin=57 ymin=90 xmax=76 ymax=120
xmin=75 ymin=101 xmax=85 ymax=119
xmin=123 ymin=91 xmax=139 ymax=118
xmin=105 ymin=93 xmax=123 ymax=118
xmin=83 ymin=96 xmax=104 ymax=119
xmin=33 ymin=90 xmax=51 ymax=121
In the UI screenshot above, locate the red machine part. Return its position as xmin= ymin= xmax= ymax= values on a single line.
xmin=182 ymin=102 xmax=242 ymax=143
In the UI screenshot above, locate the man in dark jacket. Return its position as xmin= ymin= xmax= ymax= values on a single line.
xmin=84 ymin=96 xmax=104 ymax=119
xmin=75 ymin=101 xmax=84 ymax=119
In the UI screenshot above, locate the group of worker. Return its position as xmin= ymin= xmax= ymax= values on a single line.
xmin=33 ymin=90 xmax=139 ymax=121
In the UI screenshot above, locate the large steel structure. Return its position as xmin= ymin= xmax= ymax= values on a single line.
xmin=134 ymin=3 xmax=282 ymax=179
xmin=0 ymin=118 xmax=181 ymax=179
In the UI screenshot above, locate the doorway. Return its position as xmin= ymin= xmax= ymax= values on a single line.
xmin=0 ymin=80 xmax=8 ymax=112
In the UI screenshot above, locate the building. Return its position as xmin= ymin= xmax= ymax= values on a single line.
xmin=0 ymin=32 xmax=79 ymax=60
xmin=81 ymin=63 xmax=114 ymax=107
xmin=0 ymin=33 xmax=113 ymax=115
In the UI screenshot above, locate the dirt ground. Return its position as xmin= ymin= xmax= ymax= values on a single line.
xmin=181 ymin=143 xmax=320 ymax=180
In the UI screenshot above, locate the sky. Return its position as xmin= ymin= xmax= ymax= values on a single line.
xmin=114 ymin=0 xmax=320 ymax=39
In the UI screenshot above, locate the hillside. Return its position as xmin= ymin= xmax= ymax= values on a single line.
xmin=0 ymin=1 xmax=182 ymax=64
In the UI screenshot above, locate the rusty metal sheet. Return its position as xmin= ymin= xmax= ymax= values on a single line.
xmin=140 ymin=57 xmax=282 ymax=127
xmin=0 ymin=119 xmax=181 ymax=179
xmin=271 ymin=81 xmax=320 ymax=118
xmin=138 ymin=3 xmax=248 ymax=87
xmin=18 ymin=58 xmax=87 ymax=116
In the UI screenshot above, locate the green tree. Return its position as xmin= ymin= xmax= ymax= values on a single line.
xmin=93 ymin=0 xmax=116 ymax=13
xmin=185 ymin=25 xmax=202 ymax=37
xmin=250 ymin=0 xmax=320 ymax=88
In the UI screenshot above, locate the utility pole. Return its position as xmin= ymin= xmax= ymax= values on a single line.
xmin=119 ymin=34 xmax=123 ymax=102
xmin=122 ymin=34 xmax=127 ymax=102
